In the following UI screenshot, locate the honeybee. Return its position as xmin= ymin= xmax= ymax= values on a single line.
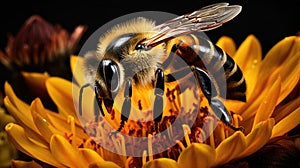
xmin=79 ymin=3 xmax=246 ymax=134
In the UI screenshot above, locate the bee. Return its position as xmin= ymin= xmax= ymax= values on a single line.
xmin=79 ymin=3 xmax=246 ymax=134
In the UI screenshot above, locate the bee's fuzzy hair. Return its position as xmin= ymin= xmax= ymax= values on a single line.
xmin=96 ymin=17 xmax=156 ymax=57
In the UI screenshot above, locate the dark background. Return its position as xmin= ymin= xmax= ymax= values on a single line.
xmin=0 ymin=0 xmax=299 ymax=56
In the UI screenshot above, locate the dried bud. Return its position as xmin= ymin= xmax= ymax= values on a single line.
xmin=0 ymin=15 xmax=87 ymax=110
xmin=0 ymin=15 xmax=86 ymax=78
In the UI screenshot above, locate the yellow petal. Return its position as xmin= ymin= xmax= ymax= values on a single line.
xmin=71 ymin=55 xmax=86 ymax=86
xmin=50 ymin=134 xmax=88 ymax=168
xmin=47 ymin=112 xmax=89 ymax=140
xmin=46 ymin=77 xmax=76 ymax=118
xmin=79 ymin=148 xmax=104 ymax=164
xmin=4 ymin=97 xmax=47 ymax=147
xmin=30 ymin=98 xmax=53 ymax=125
xmin=5 ymin=123 xmax=63 ymax=167
xmin=88 ymin=161 xmax=121 ymax=168
xmin=234 ymin=35 xmax=262 ymax=73
xmin=143 ymin=158 xmax=179 ymax=168
xmin=4 ymin=82 xmax=35 ymax=128
xmin=4 ymin=96 xmax=34 ymax=131
xmin=271 ymin=106 xmax=300 ymax=138
xmin=31 ymin=98 xmax=89 ymax=140
xmin=241 ymin=51 xmax=300 ymax=126
xmin=277 ymin=52 xmax=300 ymax=102
xmin=238 ymin=118 xmax=274 ymax=158
xmin=11 ymin=160 xmax=43 ymax=168
xmin=252 ymin=77 xmax=281 ymax=127
xmin=21 ymin=71 xmax=49 ymax=93
xmin=216 ymin=36 xmax=236 ymax=57
xmin=240 ymin=71 xmax=279 ymax=124
xmin=214 ymin=131 xmax=247 ymax=166
xmin=273 ymin=96 xmax=300 ymax=123
xmin=31 ymin=107 xmax=62 ymax=143
xmin=248 ymin=52 xmax=299 ymax=106
xmin=243 ymin=67 xmax=260 ymax=100
xmin=178 ymin=143 xmax=216 ymax=168
xmin=261 ymin=36 xmax=300 ymax=75
xmin=0 ymin=108 xmax=15 ymax=130
xmin=234 ymin=35 xmax=262 ymax=97
xmin=256 ymin=36 xmax=300 ymax=96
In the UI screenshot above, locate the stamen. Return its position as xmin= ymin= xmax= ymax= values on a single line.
xmin=98 ymin=123 xmax=105 ymax=147
xmin=166 ymin=120 xmax=173 ymax=139
xmin=120 ymin=134 xmax=127 ymax=163
xmin=195 ymin=127 xmax=205 ymax=143
xmin=225 ymin=127 xmax=229 ymax=138
xmin=83 ymin=138 xmax=93 ymax=149
xmin=233 ymin=114 xmax=243 ymax=129
xmin=205 ymin=116 xmax=215 ymax=149
xmin=176 ymin=140 xmax=186 ymax=150
xmin=142 ymin=127 xmax=147 ymax=137
xmin=173 ymin=89 xmax=180 ymax=113
xmin=167 ymin=87 xmax=180 ymax=113
xmin=182 ymin=124 xmax=191 ymax=146
xmin=125 ymin=157 xmax=133 ymax=168
xmin=148 ymin=134 xmax=153 ymax=161
xmin=111 ymin=135 xmax=121 ymax=155
xmin=218 ymin=122 xmax=226 ymax=141
xmin=142 ymin=150 xmax=147 ymax=166
xmin=97 ymin=144 xmax=104 ymax=158
xmin=67 ymin=115 xmax=76 ymax=147
xmin=111 ymin=133 xmax=127 ymax=164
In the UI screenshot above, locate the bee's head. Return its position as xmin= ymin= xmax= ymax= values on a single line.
xmin=100 ymin=31 xmax=164 ymax=87
xmin=95 ymin=32 xmax=165 ymax=113
xmin=84 ymin=17 xmax=165 ymax=113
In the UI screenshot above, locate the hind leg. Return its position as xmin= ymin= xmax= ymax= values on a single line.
xmin=192 ymin=67 xmax=243 ymax=131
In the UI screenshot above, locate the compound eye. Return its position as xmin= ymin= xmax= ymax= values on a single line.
xmin=109 ymin=65 xmax=119 ymax=92
xmin=102 ymin=60 xmax=120 ymax=93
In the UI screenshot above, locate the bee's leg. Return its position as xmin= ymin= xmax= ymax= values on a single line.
xmin=94 ymin=82 xmax=105 ymax=122
xmin=153 ymin=68 xmax=165 ymax=133
xmin=110 ymin=79 xmax=132 ymax=136
xmin=192 ymin=67 xmax=244 ymax=131
xmin=79 ymin=83 xmax=90 ymax=116
xmin=79 ymin=83 xmax=104 ymax=122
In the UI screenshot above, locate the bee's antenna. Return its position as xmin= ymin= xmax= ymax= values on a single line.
xmin=79 ymin=83 xmax=90 ymax=116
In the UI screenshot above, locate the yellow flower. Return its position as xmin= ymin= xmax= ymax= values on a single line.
xmin=4 ymin=35 xmax=300 ymax=168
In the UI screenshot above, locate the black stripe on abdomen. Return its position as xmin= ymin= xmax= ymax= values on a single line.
xmin=214 ymin=46 xmax=246 ymax=102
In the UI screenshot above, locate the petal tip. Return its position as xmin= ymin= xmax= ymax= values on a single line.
xmin=5 ymin=122 xmax=15 ymax=131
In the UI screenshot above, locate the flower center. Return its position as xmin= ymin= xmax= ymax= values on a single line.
xmin=79 ymin=86 xmax=243 ymax=167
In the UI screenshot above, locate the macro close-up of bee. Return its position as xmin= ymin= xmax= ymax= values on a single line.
xmin=78 ymin=2 xmax=247 ymax=135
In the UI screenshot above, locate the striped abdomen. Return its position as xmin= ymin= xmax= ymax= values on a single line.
xmin=167 ymin=34 xmax=246 ymax=102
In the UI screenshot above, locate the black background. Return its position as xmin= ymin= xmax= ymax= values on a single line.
xmin=0 ymin=0 xmax=299 ymax=56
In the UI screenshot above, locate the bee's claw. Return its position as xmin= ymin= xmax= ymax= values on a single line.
xmin=109 ymin=131 xmax=119 ymax=137
xmin=228 ymin=125 xmax=244 ymax=132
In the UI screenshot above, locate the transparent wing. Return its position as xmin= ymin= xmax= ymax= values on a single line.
xmin=143 ymin=3 xmax=242 ymax=47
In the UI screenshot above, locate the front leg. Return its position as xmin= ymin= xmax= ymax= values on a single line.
xmin=110 ymin=79 xmax=132 ymax=135
xmin=94 ymin=82 xmax=105 ymax=121
xmin=153 ymin=68 xmax=165 ymax=133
